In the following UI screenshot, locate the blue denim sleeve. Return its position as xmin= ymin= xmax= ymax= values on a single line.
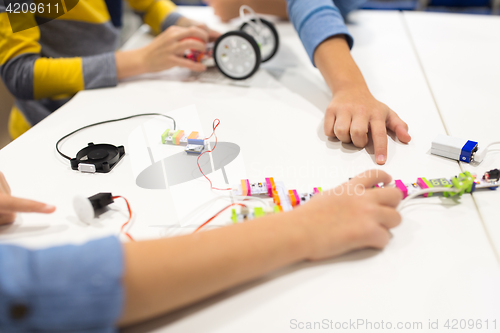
xmin=0 ymin=236 xmax=124 ymax=333
xmin=287 ymin=0 xmax=354 ymax=65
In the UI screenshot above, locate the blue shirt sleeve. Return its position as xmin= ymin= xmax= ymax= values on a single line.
xmin=0 ymin=236 xmax=124 ymax=332
xmin=287 ymin=0 xmax=359 ymax=65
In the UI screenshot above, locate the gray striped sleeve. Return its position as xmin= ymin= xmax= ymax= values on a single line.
xmin=82 ymin=52 xmax=118 ymax=89
xmin=0 ymin=53 xmax=38 ymax=100
xmin=161 ymin=12 xmax=182 ymax=31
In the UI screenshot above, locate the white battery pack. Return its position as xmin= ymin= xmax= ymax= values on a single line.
xmin=431 ymin=134 xmax=478 ymax=163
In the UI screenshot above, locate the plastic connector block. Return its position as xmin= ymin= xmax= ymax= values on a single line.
xmin=254 ymin=207 xmax=265 ymax=218
xmin=173 ymin=130 xmax=185 ymax=145
xmin=241 ymin=179 xmax=252 ymax=196
xmin=164 ymin=130 xmax=203 ymax=147
xmin=289 ymin=190 xmax=300 ymax=207
xmin=292 ymin=190 xmax=300 ymax=206
xmin=231 ymin=209 xmax=238 ymax=223
xmin=161 ymin=129 xmax=171 ymax=144
xmin=449 ymin=172 xmax=475 ymax=196
xmin=249 ymin=181 xmax=268 ymax=195
xmin=269 ymin=178 xmax=276 ymax=197
xmin=394 ymin=180 xmax=408 ymax=198
xmin=462 ymin=171 xmax=475 ymax=193
xmin=416 ymin=177 xmax=431 ymax=197
xmin=431 ymin=134 xmax=478 ymax=163
xmin=265 ymin=178 xmax=273 ymax=197
xmin=272 ymin=189 xmax=280 ymax=205
xmin=185 ymin=138 xmax=206 ymax=155
xmin=245 ymin=179 xmax=251 ymax=196
xmin=185 ymin=144 xmax=205 ymax=155
xmin=187 ymin=131 xmax=199 ymax=140
xmin=188 ymin=139 xmax=204 ymax=146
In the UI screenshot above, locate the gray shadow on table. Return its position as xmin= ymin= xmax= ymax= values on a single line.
xmin=266 ymin=68 xmax=331 ymax=112
xmin=262 ymin=43 xmax=301 ymax=69
xmin=136 ymin=142 xmax=240 ymax=189
xmin=261 ymin=43 xmax=332 ymax=112
xmin=121 ymin=249 xmax=380 ymax=333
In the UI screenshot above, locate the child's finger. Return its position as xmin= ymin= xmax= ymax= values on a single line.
xmin=172 ymin=57 xmax=207 ymax=72
xmin=368 ymin=187 xmax=403 ymax=208
xmin=174 ymin=26 xmax=209 ymax=43
xmin=207 ymin=28 xmax=221 ymax=41
xmin=370 ymin=119 xmax=388 ymax=165
xmin=375 ymin=206 xmax=402 ymax=229
xmin=387 ymin=110 xmax=411 ymax=144
xmin=333 ymin=113 xmax=352 ymax=143
xmin=323 ymin=112 xmax=336 ymax=137
xmin=0 ymin=172 xmax=11 ymax=195
xmin=0 ymin=194 xmax=56 ymax=214
xmin=175 ymin=39 xmax=206 ymax=55
xmin=0 ymin=212 xmax=16 ymax=225
xmin=350 ymin=116 xmax=369 ymax=148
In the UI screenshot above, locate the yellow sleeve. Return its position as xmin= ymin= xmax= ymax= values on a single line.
xmin=0 ymin=13 xmax=40 ymax=66
xmin=126 ymin=0 xmax=177 ymax=34
xmin=33 ymin=57 xmax=84 ymax=99
xmin=0 ymin=12 xmax=84 ymax=100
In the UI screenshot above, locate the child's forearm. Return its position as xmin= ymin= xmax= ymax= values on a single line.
xmin=314 ymin=35 xmax=369 ymax=95
xmin=119 ymin=212 xmax=307 ymax=326
xmin=115 ymin=49 xmax=148 ymax=80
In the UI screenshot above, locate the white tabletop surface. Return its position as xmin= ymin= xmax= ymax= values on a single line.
xmin=404 ymin=11 xmax=500 ymax=259
xmin=1 ymin=8 xmax=499 ymax=332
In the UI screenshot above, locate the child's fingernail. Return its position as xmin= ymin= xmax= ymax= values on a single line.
xmin=376 ymin=155 xmax=386 ymax=164
xmin=43 ymin=204 xmax=56 ymax=212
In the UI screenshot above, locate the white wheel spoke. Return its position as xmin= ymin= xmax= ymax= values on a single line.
xmin=216 ymin=35 xmax=258 ymax=79
xmin=242 ymin=24 xmax=276 ymax=61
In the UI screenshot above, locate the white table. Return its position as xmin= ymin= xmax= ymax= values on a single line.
xmin=1 ymin=8 xmax=499 ymax=332
xmin=405 ymin=11 xmax=500 ymax=260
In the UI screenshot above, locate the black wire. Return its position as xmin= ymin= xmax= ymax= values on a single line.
xmin=56 ymin=113 xmax=176 ymax=160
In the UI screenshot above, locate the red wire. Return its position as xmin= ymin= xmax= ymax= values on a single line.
xmin=197 ymin=119 xmax=231 ymax=191
xmin=194 ymin=203 xmax=247 ymax=233
xmin=112 ymin=196 xmax=134 ymax=241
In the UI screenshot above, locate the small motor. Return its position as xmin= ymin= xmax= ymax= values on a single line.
xmin=73 ymin=193 xmax=114 ymax=224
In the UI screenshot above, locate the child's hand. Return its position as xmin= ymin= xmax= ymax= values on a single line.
xmin=324 ymin=88 xmax=411 ymax=165
xmin=292 ymin=170 xmax=402 ymax=260
xmin=0 ymin=172 xmax=55 ymax=225
xmin=142 ymin=26 xmax=210 ymax=73
xmin=175 ymin=16 xmax=221 ymax=42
